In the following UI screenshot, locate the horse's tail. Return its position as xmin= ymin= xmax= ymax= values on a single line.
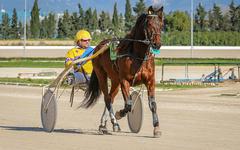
xmin=80 ymin=70 xmax=101 ymax=108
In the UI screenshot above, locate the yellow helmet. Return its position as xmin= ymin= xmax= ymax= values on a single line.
xmin=75 ymin=30 xmax=91 ymax=43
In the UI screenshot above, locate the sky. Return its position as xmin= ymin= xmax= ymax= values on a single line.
xmin=0 ymin=0 xmax=240 ymax=18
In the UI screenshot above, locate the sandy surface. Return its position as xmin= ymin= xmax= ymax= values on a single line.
xmin=0 ymin=83 xmax=240 ymax=150
xmin=0 ymin=65 xmax=239 ymax=82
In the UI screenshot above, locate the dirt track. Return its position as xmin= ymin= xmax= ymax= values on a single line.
xmin=0 ymin=84 xmax=240 ymax=150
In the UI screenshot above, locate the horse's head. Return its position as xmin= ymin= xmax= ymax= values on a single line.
xmin=144 ymin=6 xmax=164 ymax=50
xmin=118 ymin=6 xmax=164 ymax=56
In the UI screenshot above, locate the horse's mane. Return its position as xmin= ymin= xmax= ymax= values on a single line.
xmin=116 ymin=14 xmax=147 ymax=53
xmin=126 ymin=14 xmax=147 ymax=39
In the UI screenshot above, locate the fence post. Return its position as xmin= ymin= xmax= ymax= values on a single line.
xmin=161 ymin=64 xmax=164 ymax=82
xmin=238 ymin=64 xmax=240 ymax=80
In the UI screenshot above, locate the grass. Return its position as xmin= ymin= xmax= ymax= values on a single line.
xmin=155 ymin=83 xmax=213 ymax=90
xmin=0 ymin=77 xmax=213 ymax=90
xmin=155 ymin=58 xmax=240 ymax=66
xmin=0 ymin=60 xmax=64 ymax=68
xmin=0 ymin=39 xmax=74 ymax=46
xmin=0 ymin=78 xmax=53 ymax=85
xmin=0 ymin=58 xmax=240 ymax=68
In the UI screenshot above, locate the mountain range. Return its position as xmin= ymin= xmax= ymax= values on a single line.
xmin=1 ymin=0 xmax=240 ymax=16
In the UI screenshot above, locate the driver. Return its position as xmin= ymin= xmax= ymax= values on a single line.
xmin=65 ymin=30 xmax=94 ymax=85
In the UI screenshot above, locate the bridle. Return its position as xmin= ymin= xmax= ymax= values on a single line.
xmin=112 ymin=13 xmax=162 ymax=61
xmin=143 ymin=14 xmax=161 ymax=49
xmin=112 ymin=13 xmax=161 ymax=49
xmin=111 ymin=13 xmax=162 ymax=85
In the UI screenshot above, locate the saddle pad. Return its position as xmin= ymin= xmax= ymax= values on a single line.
xmin=110 ymin=42 xmax=118 ymax=61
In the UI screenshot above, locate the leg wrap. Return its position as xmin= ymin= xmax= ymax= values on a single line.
xmin=106 ymin=102 xmax=117 ymax=124
xmin=148 ymin=97 xmax=157 ymax=113
xmin=100 ymin=107 xmax=108 ymax=127
xmin=119 ymin=99 xmax=132 ymax=117
xmin=126 ymin=104 xmax=132 ymax=112
xmin=106 ymin=102 xmax=113 ymax=114
xmin=148 ymin=96 xmax=159 ymax=127
xmin=126 ymin=99 xmax=133 ymax=112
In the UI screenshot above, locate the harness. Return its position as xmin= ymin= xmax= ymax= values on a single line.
xmin=109 ymin=13 xmax=161 ymax=86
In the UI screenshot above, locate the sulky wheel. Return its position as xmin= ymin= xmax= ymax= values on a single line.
xmin=127 ymin=90 xmax=143 ymax=133
xmin=41 ymin=89 xmax=57 ymax=132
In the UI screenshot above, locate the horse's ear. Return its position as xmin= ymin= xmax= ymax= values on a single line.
xmin=147 ymin=6 xmax=154 ymax=15
xmin=159 ymin=6 xmax=164 ymax=12
xmin=157 ymin=6 xmax=164 ymax=20
xmin=156 ymin=6 xmax=164 ymax=14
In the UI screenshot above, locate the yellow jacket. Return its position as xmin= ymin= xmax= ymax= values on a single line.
xmin=65 ymin=47 xmax=93 ymax=75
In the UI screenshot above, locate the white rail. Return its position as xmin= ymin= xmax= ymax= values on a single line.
xmin=1 ymin=46 xmax=240 ymax=58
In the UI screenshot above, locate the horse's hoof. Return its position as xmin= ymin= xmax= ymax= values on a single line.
xmin=113 ymin=124 xmax=121 ymax=132
xmin=153 ymin=127 xmax=161 ymax=138
xmin=99 ymin=125 xmax=108 ymax=134
xmin=115 ymin=111 xmax=122 ymax=120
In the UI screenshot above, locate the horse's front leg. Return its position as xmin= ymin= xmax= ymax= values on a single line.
xmin=146 ymin=80 xmax=161 ymax=137
xmin=115 ymin=80 xmax=132 ymax=120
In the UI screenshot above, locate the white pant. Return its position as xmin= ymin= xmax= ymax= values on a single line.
xmin=73 ymin=72 xmax=89 ymax=84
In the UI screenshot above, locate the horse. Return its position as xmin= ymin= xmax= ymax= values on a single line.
xmin=80 ymin=6 xmax=164 ymax=137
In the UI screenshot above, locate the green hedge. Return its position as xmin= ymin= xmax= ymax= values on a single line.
xmin=162 ymin=31 xmax=240 ymax=46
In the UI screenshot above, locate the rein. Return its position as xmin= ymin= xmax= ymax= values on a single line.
xmin=110 ymin=38 xmax=154 ymax=61
xmin=110 ymin=13 xmax=161 ymax=60
xmin=111 ymin=38 xmax=150 ymax=46
xmin=109 ymin=13 xmax=161 ymax=85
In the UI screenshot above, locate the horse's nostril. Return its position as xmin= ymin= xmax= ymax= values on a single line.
xmin=152 ymin=43 xmax=161 ymax=49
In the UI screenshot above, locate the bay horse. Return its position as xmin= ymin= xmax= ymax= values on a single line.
xmin=81 ymin=6 xmax=163 ymax=137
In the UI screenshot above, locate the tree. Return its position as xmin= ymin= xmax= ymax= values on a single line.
xmin=62 ymin=10 xmax=72 ymax=38
xmin=119 ymin=13 xmax=125 ymax=32
xmin=30 ymin=0 xmax=40 ymax=38
xmin=229 ymin=0 xmax=238 ymax=31
xmin=133 ymin=0 xmax=146 ymax=17
xmin=11 ymin=8 xmax=19 ymax=39
xmin=92 ymin=9 xmax=98 ymax=31
xmin=57 ymin=18 xmax=64 ymax=38
xmin=26 ymin=23 xmax=31 ymax=38
xmin=165 ymin=11 xmax=190 ymax=32
xmin=78 ymin=3 xmax=85 ymax=29
xmin=40 ymin=16 xmax=48 ymax=38
xmin=112 ymin=2 xmax=119 ymax=34
xmin=40 ymin=13 xmax=56 ymax=39
xmin=98 ymin=11 xmax=111 ymax=32
xmin=208 ymin=10 xmax=213 ymax=31
xmin=222 ymin=13 xmax=231 ymax=31
xmin=18 ymin=21 xmax=24 ymax=38
xmin=195 ymin=3 xmax=207 ymax=31
xmin=85 ymin=8 xmax=93 ymax=31
xmin=57 ymin=10 xmax=72 ymax=39
xmin=125 ymin=0 xmax=134 ymax=32
xmin=40 ymin=12 xmax=56 ymax=38
xmin=47 ymin=12 xmax=56 ymax=38
xmin=238 ymin=6 xmax=240 ymax=31
xmin=70 ymin=12 xmax=80 ymax=36
xmin=1 ymin=12 xmax=10 ymax=39
xmin=209 ymin=3 xmax=223 ymax=31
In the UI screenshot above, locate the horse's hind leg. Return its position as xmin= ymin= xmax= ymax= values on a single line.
xmin=95 ymin=69 xmax=120 ymax=133
xmin=93 ymin=68 xmax=109 ymax=133
xmin=99 ymin=79 xmax=120 ymax=132
xmin=109 ymin=79 xmax=121 ymax=132
xmin=99 ymin=106 xmax=108 ymax=133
